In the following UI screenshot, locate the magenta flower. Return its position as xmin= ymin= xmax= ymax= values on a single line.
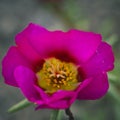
xmin=2 ymin=23 xmax=114 ymax=109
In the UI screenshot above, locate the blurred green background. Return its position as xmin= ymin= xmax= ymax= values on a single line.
xmin=0 ymin=0 xmax=120 ymax=120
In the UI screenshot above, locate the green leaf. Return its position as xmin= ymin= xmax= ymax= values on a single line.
xmin=50 ymin=109 xmax=63 ymax=120
xmin=108 ymin=73 xmax=118 ymax=83
xmin=8 ymin=99 xmax=32 ymax=113
xmin=109 ymin=83 xmax=120 ymax=103
xmin=106 ymin=34 xmax=118 ymax=46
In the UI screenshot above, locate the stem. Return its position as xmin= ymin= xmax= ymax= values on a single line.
xmin=65 ymin=108 xmax=74 ymax=120
xmin=50 ymin=109 xmax=62 ymax=120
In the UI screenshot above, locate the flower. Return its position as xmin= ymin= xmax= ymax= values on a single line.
xmin=2 ymin=23 xmax=114 ymax=109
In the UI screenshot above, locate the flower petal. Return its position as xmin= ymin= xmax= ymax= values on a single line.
xmin=77 ymin=72 xmax=109 ymax=100
xmin=15 ymin=23 xmax=45 ymax=66
xmin=34 ymin=86 xmax=77 ymax=109
xmin=36 ymin=100 xmax=69 ymax=109
xmin=2 ymin=47 xmax=32 ymax=87
xmin=49 ymin=90 xmax=76 ymax=109
xmin=27 ymin=26 xmax=102 ymax=64
xmin=14 ymin=66 xmax=40 ymax=102
xmin=66 ymin=30 xmax=102 ymax=63
xmin=28 ymin=29 xmax=68 ymax=59
xmin=16 ymin=23 xmax=73 ymax=62
xmin=81 ymin=42 xmax=115 ymax=77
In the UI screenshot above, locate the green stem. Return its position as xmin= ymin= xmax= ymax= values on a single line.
xmin=50 ymin=109 xmax=62 ymax=120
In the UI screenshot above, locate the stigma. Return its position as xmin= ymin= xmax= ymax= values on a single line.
xmin=36 ymin=58 xmax=78 ymax=94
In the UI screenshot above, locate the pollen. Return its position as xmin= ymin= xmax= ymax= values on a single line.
xmin=36 ymin=58 xmax=78 ymax=94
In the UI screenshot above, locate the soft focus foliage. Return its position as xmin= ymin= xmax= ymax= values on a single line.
xmin=0 ymin=0 xmax=120 ymax=120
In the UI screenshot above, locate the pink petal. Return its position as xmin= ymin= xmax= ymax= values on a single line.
xmin=22 ymin=24 xmax=102 ymax=64
xmin=16 ymin=23 xmax=73 ymax=62
xmin=81 ymin=42 xmax=114 ymax=77
xmin=29 ymin=29 xmax=68 ymax=59
xmin=48 ymin=90 xmax=77 ymax=109
xmin=2 ymin=47 xmax=32 ymax=87
xmin=34 ymin=86 xmax=77 ymax=109
xmin=14 ymin=66 xmax=40 ymax=102
xmin=66 ymin=30 xmax=102 ymax=63
xmin=77 ymin=72 xmax=109 ymax=100
xmin=28 ymin=28 xmax=102 ymax=64
xmin=36 ymin=100 xmax=69 ymax=109
xmin=34 ymin=85 xmax=50 ymax=102
xmin=15 ymin=23 xmax=45 ymax=67
xmin=48 ymin=100 xmax=69 ymax=109
xmin=50 ymin=90 xmax=75 ymax=103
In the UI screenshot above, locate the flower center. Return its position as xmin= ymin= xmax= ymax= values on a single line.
xmin=36 ymin=58 xmax=78 ymax=94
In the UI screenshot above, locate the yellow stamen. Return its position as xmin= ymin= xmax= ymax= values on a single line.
xmin=36 ymin=58 xmax=78 ymax=94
